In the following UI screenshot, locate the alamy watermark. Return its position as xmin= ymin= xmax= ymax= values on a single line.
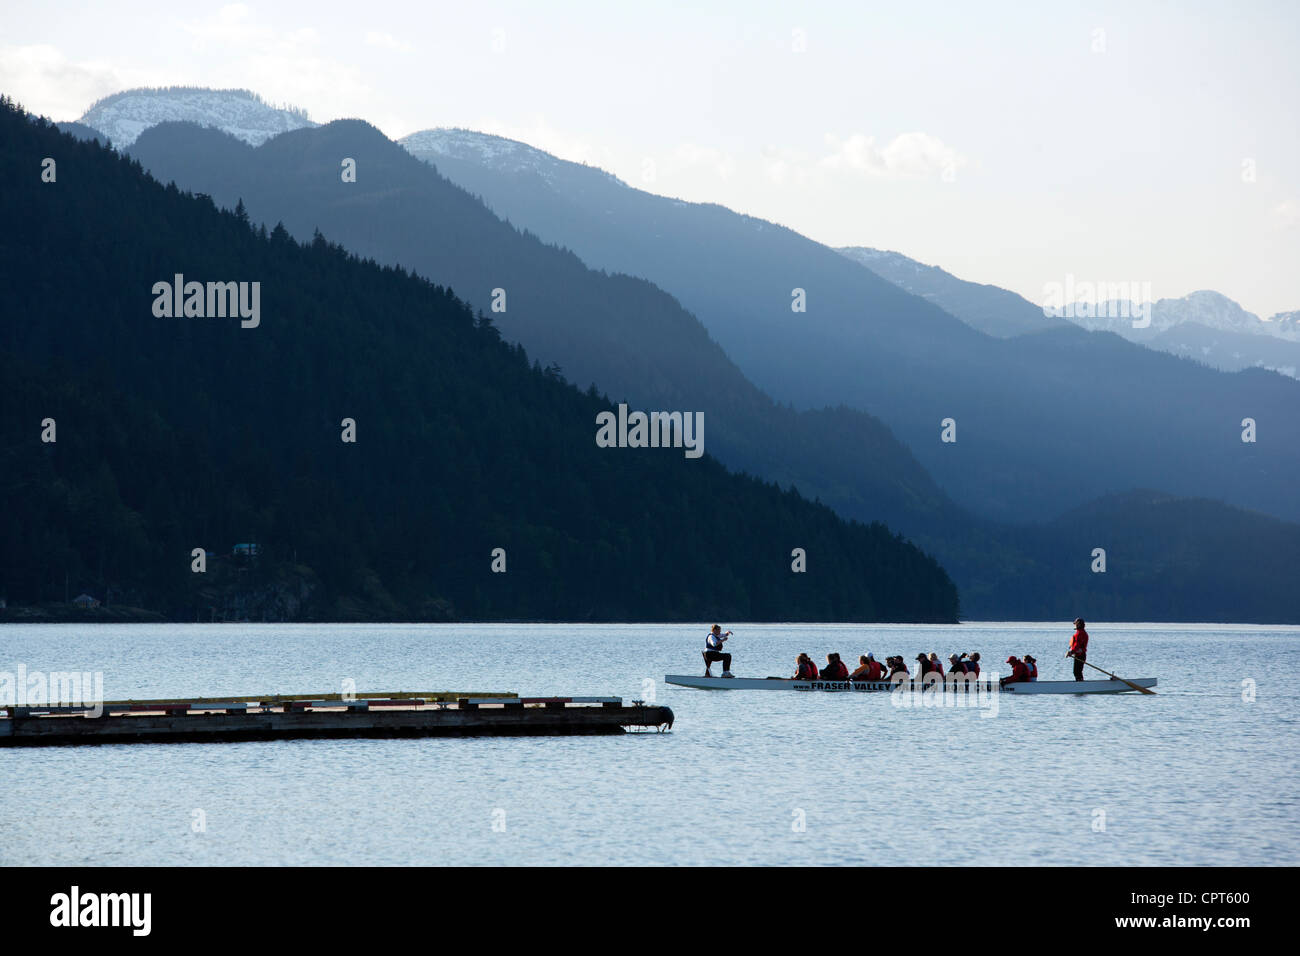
xmin=1041 ymin=274 xmax=1152 ymax=328
xmin=152 ymin=274 xmax=260 ymax=328
xmin=1 ymin=664 xmax=104 ymax=716
xmin=890 ymin=672 xmax=1000 ymax=717
xmin=596 ymin=402 xmax=704 ymax=459
xmin=49 ymin=886 xmax=150 ymax=936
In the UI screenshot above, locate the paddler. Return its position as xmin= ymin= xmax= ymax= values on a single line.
xmin=794 ymin=653 xmax=819 ymax=680
xmin=1066 ymin=618 xmax=1089 ymax=682
xmin=1023 ymin=654 xmax=1038 ymax=681
xmin=929 ymin=652 xmax=945 ymax=677
xmin=1000 ymin=655 xmax=1030 ymax=687
xmin=851 ymin=653 xmax=885 ymax=681
xmin=703 ymin=624 xmax=734 ymax=678
xmin=822 ymin=653 xmax=849 ymax=680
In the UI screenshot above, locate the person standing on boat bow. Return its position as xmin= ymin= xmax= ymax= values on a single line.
xmin=1066 ymin=618 xmax=1089 ymax=682
xmin=703 ymin=625 xmax=734 ymax=678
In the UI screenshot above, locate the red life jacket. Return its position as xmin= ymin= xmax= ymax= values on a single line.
xmin=1070 ymin=629 xmax=1089 ymax=656
xmin=1026 ymin=661 xmax=1038 ymax=679
xmin=969 ymin=661 xmax=980 ymax=676
xmin=867 ymin=660 xmax=884 ymax=680
xmin=824 ymin=661 xmax=848 ymax=679
xmin=1009 ymin=661 xmax=1029 ymax=682
xmin=796 ymin=661 xmax=818 ymax=679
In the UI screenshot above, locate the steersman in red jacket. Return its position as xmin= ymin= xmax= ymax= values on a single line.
xmin=1067 ymin=618 xmax=1089 ymax=682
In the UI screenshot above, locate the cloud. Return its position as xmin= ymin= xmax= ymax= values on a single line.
xmin=758 ymin=131 xmax=966 ymax=188
xmin=1 ymin=6 xmax=380 ymax=127
xmin=167 ymin=5 xmax=372 ymax=124
xmin=178 ymin=4 xmax=313 ymax=53
xmin=819 ymin=131 xmax=965 ymax=179
xmin=365 ymin=32 xmax=413 ymax=54
xmin=1273 ymin=199 xmax=1300 ymax=230
xmin=0 ymin=44 xmax=153 ymax=120
xmin=761 ymin=144 xmax=814 ymax=186
xmin=667 ymin=143 xmax=736 ymax=181
xmin=467 ymin=114 xmax=615 ymax=169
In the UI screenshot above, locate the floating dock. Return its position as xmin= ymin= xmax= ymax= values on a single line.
xmin=0 ymin=691 xmax=674 ymax=746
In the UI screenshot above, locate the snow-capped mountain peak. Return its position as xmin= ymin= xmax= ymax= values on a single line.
xmin=838 ymin=246 xmax=1064 ymax=337
xmin=1069 ymin=289 xmax=1298 ymax=340
xmin=841 ymin=247 xmax=929 ymax=273
xmin=1267 ymin=311 xmax=1300 ymax=342
xmin=1155 ymin=291 xmax=1300 ymax=341
xmin=1058 ymin=290 xmax=1300 ymax=377
xmin=1153 ymin=290 xmax=1263 ymax=335
xmin=401 ymin=127 xmax=626 ymax=189
xmin=78 ymin=87 xmax=316 ymax=147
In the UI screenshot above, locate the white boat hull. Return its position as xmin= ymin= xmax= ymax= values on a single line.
xmin=664 ymin=675 xmax=1157 ymax=695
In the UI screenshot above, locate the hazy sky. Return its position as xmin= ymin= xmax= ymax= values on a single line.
xmin=5 ymin=0 xmax=1298 ymax=317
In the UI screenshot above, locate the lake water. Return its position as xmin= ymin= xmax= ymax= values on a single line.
xmin=2 ymin=621 xmax=1296 ymax=866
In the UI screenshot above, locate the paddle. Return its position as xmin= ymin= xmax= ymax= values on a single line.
xmin=1074 ymin=656 xmax=1157 ymax=695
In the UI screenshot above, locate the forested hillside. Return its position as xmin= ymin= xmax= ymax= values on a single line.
xmin=127 ymin=118 xmax=963 ymax=542
xmin=0 ymin=98 xmax=958 ymax=623
xmin=123 ymin=116 xmax=1300 ymax=623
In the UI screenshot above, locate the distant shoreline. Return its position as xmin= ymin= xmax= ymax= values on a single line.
xmin=2 ymin=612 xmax=1294 ymax=627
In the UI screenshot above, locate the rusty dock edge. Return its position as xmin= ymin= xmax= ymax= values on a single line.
xmin=0 ymin=695 xmax=675 ymax=746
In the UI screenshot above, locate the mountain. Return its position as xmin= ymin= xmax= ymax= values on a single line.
xmin=402 ymin=127 xmax=614 ymax=188
xmin=1024 ymin=491 xmax=1300 ymax=623
xmin=79 ymin=86 xmax=315 ymax=147
xmin=54 ymin=120 xmax=108 ymax=144
xmin=893 ymin=491 xmax=1300 ymax=624
xmin=844 ymin=251 xmax=1300 ymax=379
xmin=0 ymin=97 xmax=958 ymax=622
xmin=1059 ymin=289 xmax=1296 ymax=342
xmin=125 ymin=117 xmax=963 ymax=545
xmin=1147 ymin=322 xmax=1300 ymax=379
xmin=1271 ymin=311 xmax=1300 ymax=340
xmin=1066 ymin=290 xmax=1270 ymax=338
xmin=399 ymin=128 xmax=1300 ymax=527
xmin=838 ymin=247 xmax=1067 ymax=337
xmin=1150 ymin=290 xmax=1265 ymax=337
xmin=119 ymin=113 xmax=1300 ymax=622
xmin=1050 ymin=291 xmax=1300 ymax=379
